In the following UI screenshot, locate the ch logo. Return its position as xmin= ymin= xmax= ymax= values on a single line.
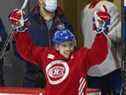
xmin=46 ymin=60 xmax=69 ymax=85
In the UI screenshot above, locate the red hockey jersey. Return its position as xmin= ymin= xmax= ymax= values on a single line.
xmin=14 ymin=32 xmax=108 ymax=95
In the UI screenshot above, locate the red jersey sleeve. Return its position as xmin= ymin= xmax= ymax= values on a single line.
xmin=86 ymin=33 xmax=108 ymax=69
xmin=13 ymin=32 xmax=46 ymax=65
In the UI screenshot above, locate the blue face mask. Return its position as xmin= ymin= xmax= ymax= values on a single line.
xmin=45 ymin=0 xmax=57 ymax=12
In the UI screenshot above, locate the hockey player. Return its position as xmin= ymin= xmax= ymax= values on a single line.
xmin=9 ymin=8 xmax=110 ymax=95
xmin=8 ymin=0 xmax=72 ymax=87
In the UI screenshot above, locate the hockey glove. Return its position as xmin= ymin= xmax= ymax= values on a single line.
xmin=8 ymin=9 xmax=28 ymax=32
xmin=93 ymin=6 xmax=110 ymax=34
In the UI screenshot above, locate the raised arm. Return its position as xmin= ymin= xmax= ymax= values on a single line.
xmin=14 ymin=31 xmax=45 ymax=64
xmin=86 ymin=6 xmax=110 ymax=69
xmin=9 ymin=8 xmax=46 ymax=65
xmin=86 ymin=33 xmax=108 ymax=69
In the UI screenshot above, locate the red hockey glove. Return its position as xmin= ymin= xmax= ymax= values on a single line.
xmin=8 ymin=9 xmax=28 ymax=32
xmin=93 ymin=6 xmax=110 ymax=34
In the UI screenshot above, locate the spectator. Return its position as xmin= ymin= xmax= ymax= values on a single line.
xmin=81 ymin=0 xmax=122 ymax=94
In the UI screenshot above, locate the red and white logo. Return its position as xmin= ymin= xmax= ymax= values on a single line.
xmin=46 ymin=60 xmax=69 ymax=85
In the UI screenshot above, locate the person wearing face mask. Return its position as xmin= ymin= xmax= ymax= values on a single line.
xmin=9 ymin=0 xmax=73 ymax=88
xmin=81 ymin=0 xmax=122 ymax=95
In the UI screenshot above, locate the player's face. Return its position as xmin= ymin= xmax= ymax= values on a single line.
xmin=56 ymin=41 xmax=75 ymax=59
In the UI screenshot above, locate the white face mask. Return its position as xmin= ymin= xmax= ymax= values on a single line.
xmin=45 ymin=0 xmax=57 ymax=12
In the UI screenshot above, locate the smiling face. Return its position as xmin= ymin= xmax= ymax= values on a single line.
xmin=55 ymin=41 xmax=76 ymax=59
